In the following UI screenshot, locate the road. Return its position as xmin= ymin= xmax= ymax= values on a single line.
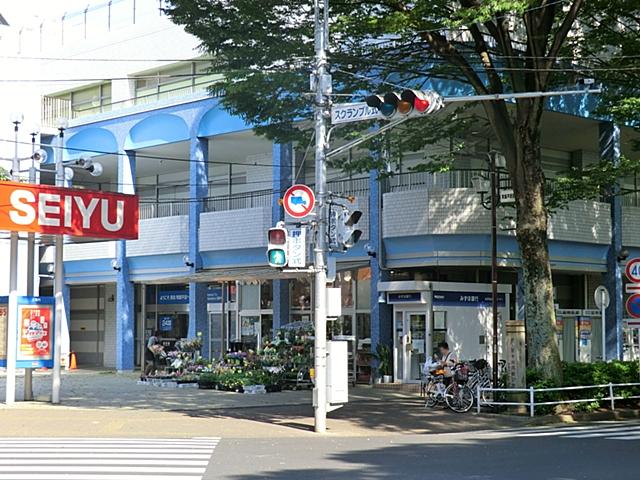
xmin=0 ymin=421 xmax=637 ymax=480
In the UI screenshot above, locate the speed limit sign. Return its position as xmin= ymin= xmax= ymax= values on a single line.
xmin=625 ymin=258 xmax=640 ymax=283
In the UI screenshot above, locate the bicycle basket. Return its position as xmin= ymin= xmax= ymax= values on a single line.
xmin=454 ymin=365 xmax=469 ymax=382
xmin=432 ymin=368 xmax=446 ymax=376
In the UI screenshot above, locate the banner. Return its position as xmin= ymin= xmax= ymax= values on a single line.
xmin=16 ymin=296 xmax=55 ymax=369
xmin=0 ymin=181 xmax=138 ymax=239
xmin=0 ymin=297 xmax=7 ymax=366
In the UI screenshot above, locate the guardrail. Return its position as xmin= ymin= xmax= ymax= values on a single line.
xmin=476 ymin=382 xmax=640 ymax=417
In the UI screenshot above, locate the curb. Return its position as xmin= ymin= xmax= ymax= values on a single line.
xmin=526 ymin=408 xmax=640 ymax=426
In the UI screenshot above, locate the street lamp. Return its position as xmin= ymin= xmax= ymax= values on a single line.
xmin=472 ymin=151 xmax=507 ymax=389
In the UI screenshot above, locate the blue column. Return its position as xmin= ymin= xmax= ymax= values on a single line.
xmin=115 ymin=151 xmax=136 ymax=371
xmin=271 ymin=142 xmax=293 ymax=329
xmin=600 ymin=122 xmax=624 ymax=360
xmin=369 ymin=169 xmax=392 ymax=355
xmin=187 ymin=137 xmax=209 ymax=356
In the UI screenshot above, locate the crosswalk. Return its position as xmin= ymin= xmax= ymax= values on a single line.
xmin=477 ymin=421 xmax=640 ymax=442
xmin=0 ymin=437 xmax=220 ymax=480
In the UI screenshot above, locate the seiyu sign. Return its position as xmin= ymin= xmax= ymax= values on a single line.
xmin=0 ymin=181 xmax=139 ymax=239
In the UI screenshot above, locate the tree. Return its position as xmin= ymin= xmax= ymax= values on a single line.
xmin=166 ymin=0 xmax=640 ymax=382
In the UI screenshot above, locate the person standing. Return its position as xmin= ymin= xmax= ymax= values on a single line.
xmin=143 ymin=330 xmax=161 ymax=378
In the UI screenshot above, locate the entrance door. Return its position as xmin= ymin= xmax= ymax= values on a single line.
xmin=240 ymin=315 xmax=260 ymax=350
xmin=394 ymin=311 xmax=428 ymax=383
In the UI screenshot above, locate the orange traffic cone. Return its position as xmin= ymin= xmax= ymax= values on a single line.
xmin=68 ymin=351 xmax=77 ymax=370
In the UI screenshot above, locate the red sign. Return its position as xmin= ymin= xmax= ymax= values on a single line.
xmin=17 ymin=304 xmax=53 ymax=362
xmin=283 ymin=184 xmax=316 ymax=218
xmin=625 ymin=258 xmax=640 ymax=283
xmin=0 ymin=181 xmax=138 ymax=239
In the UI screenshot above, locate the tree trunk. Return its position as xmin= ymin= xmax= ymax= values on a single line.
xmin=513 ymin=123 xmax=563 ymax=384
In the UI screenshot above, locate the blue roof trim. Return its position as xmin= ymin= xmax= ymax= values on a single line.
xmin=65 ymin=127 xmax=118 ymax=160
xmin=124 ymin=113 xmax=190 ymax=150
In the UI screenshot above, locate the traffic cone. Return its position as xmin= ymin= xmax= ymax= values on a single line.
xmin=68 ymin=351 xmax=77 ymax=370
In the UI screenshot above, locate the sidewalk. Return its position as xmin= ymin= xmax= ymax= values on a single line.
xmin=0 ymin=369 xmax=530 ymax=438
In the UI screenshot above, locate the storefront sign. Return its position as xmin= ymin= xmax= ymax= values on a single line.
xmin=0 ymin=297 xmax=7 ymax=366
xmin=433 ymin=291 xmax=506 ymax=307
xmin=158 ymin=290 xmax=189 ymax=304
xmin=16 ymin=296 xmax=55 ymax=369
xmin=157 ymin=286 xmax=223 ymax=304
xmin=0 ymin=181 xmax=138 ymax=239
xmin=387 ymin=292 xmax=423 ymax=304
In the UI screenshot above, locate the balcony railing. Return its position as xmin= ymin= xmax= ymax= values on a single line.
xmin=42 ymin=82 xmax=225 ymax=128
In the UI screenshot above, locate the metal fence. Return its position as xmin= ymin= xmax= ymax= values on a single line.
xmin=476 ymin=382 xmax=640 ymax=417
xmin=139 ymin=200 xmax=190 ymax=220
xmin=202 ymin=189 xmax=273 ymax=213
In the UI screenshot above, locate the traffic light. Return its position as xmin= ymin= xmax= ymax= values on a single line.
xmin=333 ymin=207 xmax=363 ymax=252
xmin=267 ymin=223 xmax=288 ymax=267
xmin=365 ymin=89 xmax=443 ymax=119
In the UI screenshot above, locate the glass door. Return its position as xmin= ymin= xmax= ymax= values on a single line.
xmin=405 ymin=313 xmax=427 ymax=382
xmin=240 ymin=315 xmax=260 ymax=351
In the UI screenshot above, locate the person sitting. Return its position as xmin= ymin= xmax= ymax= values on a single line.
xmin=437 ymin=342 xmax=457 ymax=384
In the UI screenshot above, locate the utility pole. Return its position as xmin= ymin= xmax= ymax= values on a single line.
xmin=489 ymin=153 xmax=499 ymax=389
xmin=52 ymin=120 xmax=67 ymax=405
xmin=5 ymin=113 xmax=23 ymax=405
xmin=312 ymin=0 xmax=330 ymax=433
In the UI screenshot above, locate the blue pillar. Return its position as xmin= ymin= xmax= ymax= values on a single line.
xmin=271 ymin=142 xmax=293 ymax=329
xmin=600 ymin=122 xmax=624 ymax=360
xmin=115 ymin=151 xmax=136 ymax=371
xmin=369 ymin=169 xmax=392 ymax=355
xmin=187 ymin=137 xmax=209 ymax=356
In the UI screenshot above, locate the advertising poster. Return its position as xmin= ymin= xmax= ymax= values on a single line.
xmin=16 ymin=296 xmax=55 ymax=369
xmin=0 ymin=297 xmax=7 ymax=367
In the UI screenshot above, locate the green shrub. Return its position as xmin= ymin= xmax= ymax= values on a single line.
xmin=527 ymin=361 xmax=640 ymax=414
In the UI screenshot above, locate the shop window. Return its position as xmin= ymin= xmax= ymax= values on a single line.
xmin=356 ymin=268 xmax=371 ymax=309
xmin=290 ymin=278 xmax=312 ymax=311
xmin=432 ymin=311 xmax=447 ymax=356
xmin=356 ymin=313 xmax=371 ymax=345
xmin=261 ymin=314 xmax=273 ymax=343
xmin=334 ymin=271 xmax=353 ymax=307
xmin=228 ymin=284 xmax=237 ymax=303
xmin=240 ymin=283 xmax=259 ymax=310
xmin=330 ymin=315 xmax=353 ymax=337
xmin=261 ymin=281 xmax=273 ymax=310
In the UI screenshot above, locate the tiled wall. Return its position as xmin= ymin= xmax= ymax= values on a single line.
xmin=126 ymin=216 xmax=189 ymax=256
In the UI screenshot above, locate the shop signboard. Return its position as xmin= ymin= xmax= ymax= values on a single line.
xmin=157 ymin=286 xmax=223 ymax=304
xmin=15 ymin=296 xmax=55 ymax=369
xmin=433 ymin=291 xmax=506 ymax=307
xmin=0 ymin=297 xmax=7 ymax=367
xmin=387 ymin=292 xmax=423 ymax=304
xmin=0 ymin=181 xmax=138 ymax=239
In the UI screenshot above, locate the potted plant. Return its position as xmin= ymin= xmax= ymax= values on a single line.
xmin=372 ymin=344 xmax=393 ymax=383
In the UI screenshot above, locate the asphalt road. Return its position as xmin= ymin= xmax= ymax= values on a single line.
xmin=206 ymin=421 xmax=640 ymax=480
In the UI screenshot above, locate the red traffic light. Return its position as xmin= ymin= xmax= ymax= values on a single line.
xmin=401 ymin=89 xmax=430 ymax=113
xmin=268 ymin=228 xmax=287 ymax=245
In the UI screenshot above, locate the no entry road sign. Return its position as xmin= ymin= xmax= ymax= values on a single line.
xmin=283 ymin=184 xmax=316 ymax=218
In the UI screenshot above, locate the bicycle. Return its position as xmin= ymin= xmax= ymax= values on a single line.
xmin=423 ymin=366 xmax=474 ymax=413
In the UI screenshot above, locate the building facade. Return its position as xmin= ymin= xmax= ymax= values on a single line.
xmin=2 ymin=0 xmax=640 ymax=380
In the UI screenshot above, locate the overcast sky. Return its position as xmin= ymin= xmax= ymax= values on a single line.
xmin=3 ymin=0 xmax=108 ymax=26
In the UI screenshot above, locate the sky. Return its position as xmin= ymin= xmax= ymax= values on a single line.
xmin=3 ymin=0 xmax=108 ymax=27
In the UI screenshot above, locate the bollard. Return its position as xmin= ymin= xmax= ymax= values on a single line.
xmin=476 ymin=384 xmax=481 ymax=414
xmin=609 ymin=383 xmax=615 ymax=411
xmin=529 ymin=386 xmax=535 ymax=417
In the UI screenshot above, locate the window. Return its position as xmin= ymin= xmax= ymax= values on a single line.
xmin=356 ymin=268 xmax=371 ymax=309
xmin=290 ymin=278 xmax=312 ymax=311
xmin=240 ymin=283 xmax=259 ymax=310
xmin=260 ymin=281 xmax=273 ymax=310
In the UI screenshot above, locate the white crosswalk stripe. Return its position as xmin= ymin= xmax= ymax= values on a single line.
xmin=0 ymin=437 xmax=220 ymax=480
xmin=475 ymin=421 xmax=640 ymax=441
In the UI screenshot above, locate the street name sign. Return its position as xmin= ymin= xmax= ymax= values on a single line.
xmin=283 ymin=184 xmax=315 ymax=218
xmin=0 ymin=181 xmax=139 ymax=239
xmin=331 ymin=102 xmax=381 ymax=125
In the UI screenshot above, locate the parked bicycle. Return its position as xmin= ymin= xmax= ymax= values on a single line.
xmin=423 ymin=364 xmax=474 ymax=413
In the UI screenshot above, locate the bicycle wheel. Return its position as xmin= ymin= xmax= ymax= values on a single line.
xmin=424 ymin=382 xmax=438 ymax=408
xmin=445 ymin=383 xmax=474 ymax=413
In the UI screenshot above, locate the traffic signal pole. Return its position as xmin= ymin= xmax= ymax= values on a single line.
xmin=312 ymin=0 xmax=330 ymax=433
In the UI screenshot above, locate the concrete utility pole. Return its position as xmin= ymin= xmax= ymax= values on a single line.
xmin=312 ymin=0 xmax=331 ymax=433
xmin=5 ymin=112 xmax=23 ymax=405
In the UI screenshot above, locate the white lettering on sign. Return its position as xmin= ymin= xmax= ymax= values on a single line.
xmin=9 ymin=189 xmax=36 ymax=224
xmin=75 ymin=197 xmax=99 ymax=229
xmin=7 ymin=189 xmax=125 ymax=232
xmin=39 ymin=193 xmax=60 ymax=227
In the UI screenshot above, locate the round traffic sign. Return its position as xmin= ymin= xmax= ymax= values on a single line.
xmin=626 ymin=293 xmax=640 ymax=319
xmin=625 ymin=258 xmax=640 ymax=283
xmin=283 ymin=184 xmax=316 ymax=218
xmin=594 ymin=285 xmax=610 ymax=309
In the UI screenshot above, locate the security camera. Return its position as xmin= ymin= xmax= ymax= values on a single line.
xmin=618 ymin=249 xmax=630 ymax=262
xmin=364 ymin=242 xmax=376 ymax=258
